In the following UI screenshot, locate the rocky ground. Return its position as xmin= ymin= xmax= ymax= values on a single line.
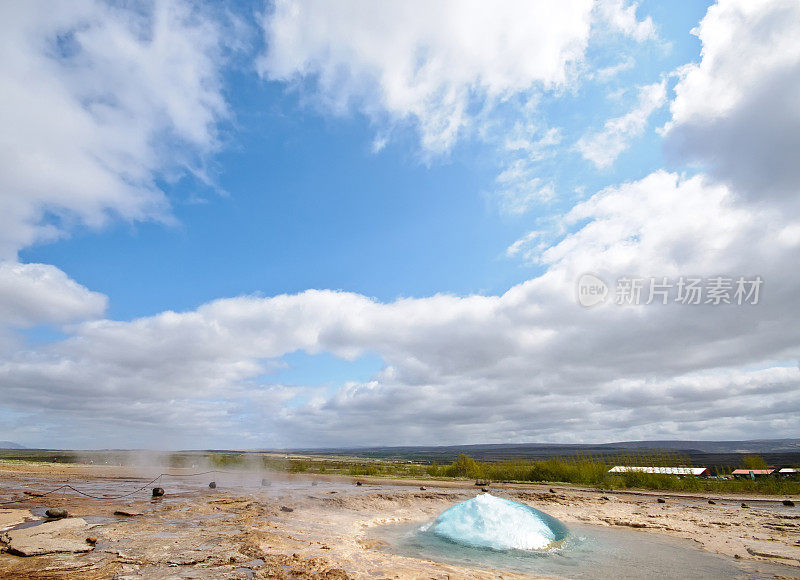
xmin=0 ymin=463 xmax=799 ymax=579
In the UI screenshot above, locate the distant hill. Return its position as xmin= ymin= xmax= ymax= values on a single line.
xmin=294 ymin=438 xmax=800 ymax=456
xmin=600 ymin=439 xmax=800 ymax=454
xmin=287 ymin=439 xmax=800 ymax=468
xmin=0 ymin=441 xmax=26 ymax=449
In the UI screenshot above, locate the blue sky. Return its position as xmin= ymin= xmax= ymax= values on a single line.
xmin=20 ymin=1 xmax=708 ymax=320
xmin=2 ymin=0 xmax=799 ymax=449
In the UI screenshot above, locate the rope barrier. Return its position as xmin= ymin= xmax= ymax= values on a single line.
xmin=0 ymin=469 xmax=233 ymax=504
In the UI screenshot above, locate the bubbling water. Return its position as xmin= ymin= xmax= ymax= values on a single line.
xmin=428 ymin=493 xmax=569 ymax=551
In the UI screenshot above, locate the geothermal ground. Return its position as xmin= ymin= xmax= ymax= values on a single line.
xmin=0 ymin=462 xmax=799 ymax=579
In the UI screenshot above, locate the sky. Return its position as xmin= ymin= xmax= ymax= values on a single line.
xmin=0 ymin=0 xmax=799 ymax=449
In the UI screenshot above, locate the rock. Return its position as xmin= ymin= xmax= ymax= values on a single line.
xmin=746 ymin=540 xmax=800 ymax=561
xmin=708 ymin=499 xmax=716 ymax=504
xmin=151 ymin=487 xmax=165 ymax=497
xmin=734 ymin=554 xmax=741 ymax=559
xmin=280 ymin=506 xmax=294 ymax=512
xmin=311 ymin=481 xmax=318 ymax=486
xmin=355 ymin=481 xmax=362 ymax=487
xmin=85 ymin=537 xmax=97 ymax=544
xmin=601 ymin=496 xmax=610 ymax=501
xmin=166 ymin=549 xmax=211 ymax=566
xmin=1 ymin=518 xmax=93 ymax=556
xmin=45 ymin=508 xmax=68 ymax=519
xmin=741 ymin=503 xmax=748 ymax=508
xmin=261 ymin=478 xmax=271 ymax=487
xmin=419 ymin=486 xmax=426 ymax=491
xmin=549 ymin=489 xmax=556 ymax=493
xmin=783 ymin=499 xmax=795 ymax=507
xmin=481 ymin=487 xmax=489 ymax=492
xmin=0 ymin=509 xmax=32 ymax=530
xmin=657 ymin=498 xmax=666 ymax=504
xmin=113 ymin=509 xmax=143 ymax=517
xmin=23 ymin=491 xmax=45 ymax=497
xmin=209 ymin=481 xmax=217 ymax=489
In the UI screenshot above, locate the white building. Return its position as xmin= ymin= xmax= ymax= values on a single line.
xmin=608 ymin=466 xmax=710 ymax=477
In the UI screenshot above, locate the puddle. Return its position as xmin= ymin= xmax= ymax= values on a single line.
xmin=5 ymin=519 xmax=44 ymax=531
xmin=371 ymin=521 xmax=800 ymax=579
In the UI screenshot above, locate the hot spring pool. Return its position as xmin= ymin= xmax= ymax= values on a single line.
xmin=370 ymin=494 xmax=799 ymax=579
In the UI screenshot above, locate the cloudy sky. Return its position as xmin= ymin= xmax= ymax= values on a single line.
xmin=1 ymin=0 xmax=798 ymax=449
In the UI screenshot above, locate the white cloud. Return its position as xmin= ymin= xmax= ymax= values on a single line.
xmin=495 ymin=162 xmax=556 ymax=214
xmin=594 ymin=57 xmax=636 ymax=83
xmin=3 ymin=170 xmax=800 ymax=447
xmin=504 ymin=125 xmax=563 ymax=158
xmin=258 ymin=0 xmax=653 ymax=154
xmin=664 ymin=0 xmax=800 ymax=200
xmin=506 ymin=231 xmax=543 ymax=259
xmin=593 ymin=0 xmax=656 ymax=42
xmin=492 ymin=123 xmax=562 ymax=214
xmin=0 ymin=0 xmax=229 ymax=259
xmin=0 ymin=261 xmax=107 ymax=329
xmin=3 ymin=1 xmax=800 ymax=449
xmin=576 ymin=79 xmax=666 ymax=168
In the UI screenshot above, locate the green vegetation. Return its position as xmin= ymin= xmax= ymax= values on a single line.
xmin=0 ymin=449 xmax=80 ymax=464
xmin=742 ymin=454 xmax=768 ymax=470
xmin=421 ymin=453 xmax=800 ymax=495
xmin=1 ymin=448 xmax=797 ymax=495
xmin=278 ymin=451 xmax=800 ymax=495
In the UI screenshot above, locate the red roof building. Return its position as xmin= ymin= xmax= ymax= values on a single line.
xmin=731 ymin=469 xmax=774 ymax=477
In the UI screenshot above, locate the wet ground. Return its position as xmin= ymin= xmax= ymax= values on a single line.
xmin=0 ymin=464 xmax=799 ymax=579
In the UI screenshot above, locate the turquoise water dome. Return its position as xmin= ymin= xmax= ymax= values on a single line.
xmin=430 ymin=493 xmax=569 ymax=551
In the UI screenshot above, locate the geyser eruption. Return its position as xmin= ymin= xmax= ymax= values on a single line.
xmin=430 ymin=493 xmax=568 ymax=551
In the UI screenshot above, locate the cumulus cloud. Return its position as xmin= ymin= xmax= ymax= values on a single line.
xmin=0 ymin=0 xmax=229 ymax=259
xmin=577 ymin=80 xmax=666 ymax=168
xmin=258 ymin=0 xmax=653 ymax=153
xmin=277 ymin=170 xmax=800 ymax=445
xmin=3 ymin=169 xmax=800 ymax=447
xmin=664 ymin=0 xmax=800 ymax=200
xmin=0 ymin=262 xmax=107 ymax=329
